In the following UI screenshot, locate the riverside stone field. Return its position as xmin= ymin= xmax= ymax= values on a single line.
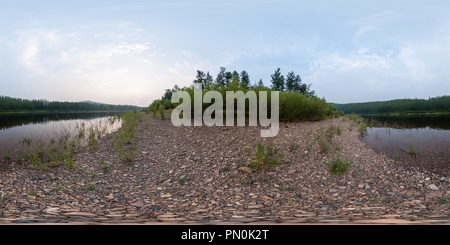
xmin=1 ymin=113 xmax=449 ymax=224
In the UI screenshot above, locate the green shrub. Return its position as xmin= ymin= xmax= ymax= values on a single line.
xmin=149 ymin=86 xmax=340 ymax=123
xmin=245 ymin=139 xmax=284 ymax=171
xmin=114 ymin=111 xmax=142 ymax=163
xmin=324 ymin=153 xmax=351 ymax=175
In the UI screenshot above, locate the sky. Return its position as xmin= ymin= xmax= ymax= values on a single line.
xmin=1 ymin=0 xmax=449 ymax=107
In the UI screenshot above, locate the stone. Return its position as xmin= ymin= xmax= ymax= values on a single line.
xmin=238 ymin=167 xmax=252 ymax=174
xmin=428 ymin=184 xmax=439 ymax=191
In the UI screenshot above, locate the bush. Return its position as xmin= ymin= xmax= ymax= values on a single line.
xmin=324 ymin=153 xmax=351 ymax=175
xmin=245 ymin=139 xmax=284 ymax=171
xmin=157 ymin=86 xmax=340 ymax=123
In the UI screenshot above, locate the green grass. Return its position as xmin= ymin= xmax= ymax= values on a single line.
xmin=344 ymin=113 xmax=368 ymax=137
xmin=244 ymin=138 xmax=284 ymax=171
xmin=3 ymin=112 xmax=123 ymax=170
xmin=85 ymin=184 xmax=96 ymax=191
xmin=409 ymin=145 xmax=419 ymax=158
xmin=324 ymin=153 xmax=351 ymax=175
xmin=313 ymin=124 xmax=341 ymax=154
xmin=114 ymin=110 xmax=142 ymax=163
xmin=437 ymin=197 xmax=450 ymax=204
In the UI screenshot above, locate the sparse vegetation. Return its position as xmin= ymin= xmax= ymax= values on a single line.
xmin=114 ymin=110 xmax=142 ymax=163
xmin=343 ymin=113 xmax=367 ymax=137
xmin=313 ymin=124 xmax=342 ymax=154
xmin=2 ymin=114 xmax=123 ymax=170
xmin=146 ymin=67 xmax=343 ymax=122
xmin=409 ymin=145 xmax=419 ymax=158
xmin=245 ymin=139 xmax=284 ymax=171
xmin=324 ymin=153 xmax=351 ymax=175
xmin=85 ymin=184 xmax=96 ymax=191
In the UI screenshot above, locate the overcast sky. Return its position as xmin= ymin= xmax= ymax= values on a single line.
xmin=1 ymin=0 xmax=449 ymax=106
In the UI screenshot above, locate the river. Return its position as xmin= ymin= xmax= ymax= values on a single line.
xmin=0 ymin=112 xmax=123 ymax=159
xmin=361 ymin=114 xmax=450 ymax=176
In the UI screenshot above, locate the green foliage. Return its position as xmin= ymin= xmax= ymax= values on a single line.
xmin=314 ymin=125 xmax=342 ymax=154
xmin=114 ymin=110 xmax=142 ymax=163
xmin=245 ymin=139 xmax=284 ymax=171
xmin=332 ymin=96 xmax=450 ymax=115
xmin=158 ymin=103 xmax=166 ymax=120
xmin=324 ymin=153 xmax=351 ymax=175
xmin=270 ymin=68 xmax=285 ymax=91
xmin=0 ymin=95 xmax=142 ymax=113
xmin=279 ymin=92 xmax=338 ymax=121
xmin=409 ymin=145 xmax=419 ymax=158
xmin=146 ymin=67 xmax=336 ymax=123
xmin=25 ymin=132 xmax=77 ymax=170
xmin=344 ymin=113 xmax=367 ymax=137
xmin=85 ymin=184 xmax=96 ymax=191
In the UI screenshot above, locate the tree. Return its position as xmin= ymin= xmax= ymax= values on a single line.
xmin=257 ymin=79 xmax=264 ymax=87
xmin=285 ymin=71 xmax=297 ymax=91
xmin=240 ymin=70 xmax=250 ymax=89
xmin=215 ymin=67 xmax=227 ymax=88
xmin=225 ymin=71 xmax=233 ymax=87
xmin=193 ymin=70 xmax=206 ymax=90
xmin=270 ymin=68 xmax=285 ymax=91
xmin=205 ymin=71 xmax=213 ymax=90
xmin=229 ymin=73 xmax=240 ymax=91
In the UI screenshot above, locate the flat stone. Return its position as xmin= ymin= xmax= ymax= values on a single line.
xmin=238 ymin=167 xmax=252 ymax=174
xmin=64 ymin=212 xmax=97 ymax=217
xmin=428 ymin=184 xmax=439 ymax=191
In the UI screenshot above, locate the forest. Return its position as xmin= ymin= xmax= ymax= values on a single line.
xmin=331 ymin=96 xmax=450 ymax=115
xmin=0 ymin=96 xmax=142 ymax=113
xmin=146 ymin=67 xmax=341 ymax=122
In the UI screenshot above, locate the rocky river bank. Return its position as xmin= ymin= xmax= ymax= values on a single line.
xmin=1 ymin=114 xmax=449 ymax=224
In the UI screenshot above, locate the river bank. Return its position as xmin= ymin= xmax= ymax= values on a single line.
xmin=1 ymin=113 xmax=449 ymax=224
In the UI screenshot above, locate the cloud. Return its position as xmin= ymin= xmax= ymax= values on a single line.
xmin=306 ymin=32 xmax=450 ymax=103
xmin=2 ymin=26 xmax=162 ymax=105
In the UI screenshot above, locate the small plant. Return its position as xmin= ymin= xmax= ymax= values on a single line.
xmin=101 ymin=163 xmax=109 ymax=173
xmin=114 ymin=111 xmax=142 ymax=163
xmin=0 ymin=193 xmax=10 ymax=203
xmin=324 ymin=153 xmax=351 ymax=175
xmin=240 ymin=179 xmax=251 ymax=186
xmin=288 ymin=140 xmax=298 ymax=152
xmin=409 ymin=145 xmax=419 ymax=158
xmin=245 ymin=139 xmax=283 ymax=171
xmin=358 ymin=122 xmax=368 ymax=138
xmin=89 ymin=173 xmax=98 ymax=178
xmin=85 ymin=184 xmax=96 ymax=191
xmin=437 ymin=196 xmax=450 ymax=204
xmin=28 ymin=189 xmax=37 ymax=196
xmin=21 ymin=136 xmax=33 ymax=146
xmin=178 ymin=175 xmax=187 ymax=185
xmin=282 ymin=186 xmax=294 ymax=192
xmin=158 ymin=104 xmax=166 ymax=120
xmin=88 ymin=127 xmax=98 ymax=151
xmin=57 ymin=185 xmax=68 ymax=192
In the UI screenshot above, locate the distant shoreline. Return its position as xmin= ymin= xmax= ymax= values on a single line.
xmin=358 ymin=110 xmax=450 ymax=117
xmin=0 ymin=109 xmax=140 ymax=115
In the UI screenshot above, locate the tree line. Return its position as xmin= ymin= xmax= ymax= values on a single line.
xmin=0 ymin=95 xmax=142 ymax=113
xmin=147 ymin=67 xmax=341 ymax=122
xmin=331 ymin=95 xmax=450 ymax=115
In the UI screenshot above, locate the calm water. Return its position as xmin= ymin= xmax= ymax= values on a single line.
xmin=0 ymin=112 xmax=123 ymax=157
xmin=361 ymin=114 xmax=450 ymax=175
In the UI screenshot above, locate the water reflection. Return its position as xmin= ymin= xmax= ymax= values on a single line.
xmin=361 ymin=114 xmax=450 ymax=175
xmin=0 ymin=112 xmax=123 ymax=158
xmin=0 ymin=112 xmax=121 ymax=130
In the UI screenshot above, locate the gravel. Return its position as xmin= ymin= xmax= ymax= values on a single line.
xmin=1 ymin=114 xmax=449 ymax=224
